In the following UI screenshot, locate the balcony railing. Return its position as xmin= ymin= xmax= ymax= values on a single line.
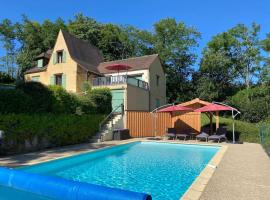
xmin=92 ymin=75 xmax=149 ymax=90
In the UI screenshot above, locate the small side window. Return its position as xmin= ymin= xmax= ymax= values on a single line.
xmin=156 ymin=75 xmax=160 ymax=86
xmin=155 ymin=98 xmax=160 ymax=108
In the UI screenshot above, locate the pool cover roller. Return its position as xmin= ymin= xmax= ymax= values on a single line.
xmin=0 ymin=167 xmax=152 ymax=200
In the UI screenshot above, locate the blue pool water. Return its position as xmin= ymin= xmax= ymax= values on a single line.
xmin=2 ymin=142 xmax=219 ymax=200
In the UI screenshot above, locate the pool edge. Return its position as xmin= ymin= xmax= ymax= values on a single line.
xmin=180 ymin=144 xmax=228 ymax=200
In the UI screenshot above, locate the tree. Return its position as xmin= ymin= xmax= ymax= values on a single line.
xmin=261 ymin=34 xmax=270 ymax=86
xmin=0 ymin=19 xmax=18 ymax=77
xmin=152 ymin=18 xmax=201 ymax=102
xmin=196 ymin=23 xmax=263 ymax=101
xmin=229 ymin=23 xmax=262 ymax=88
xmin=68 ymin=13 xmax=101 ymax=47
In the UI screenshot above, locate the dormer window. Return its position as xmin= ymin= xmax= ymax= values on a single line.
xmin=57 ymin=50 xmax=63 ymax=63
xmin=37 ymin=59 xmax=43 ymax=68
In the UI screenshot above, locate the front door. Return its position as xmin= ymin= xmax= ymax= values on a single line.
xmin=111 ymin=89 xmax=124 ymax=112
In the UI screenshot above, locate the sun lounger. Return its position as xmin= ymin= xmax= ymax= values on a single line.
xmin=196 ymin=132 xmax=209 ymax=142
xmin=176 ymin=133 xmax=190 ymax=141
xmin=165 ymin=128 xmax=176 ymax=140
xmin=208 ymin=127 xmax=227 ymax=143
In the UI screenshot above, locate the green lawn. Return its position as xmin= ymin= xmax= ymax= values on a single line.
xmin=201 ymin=113 xmax=260 ymax=143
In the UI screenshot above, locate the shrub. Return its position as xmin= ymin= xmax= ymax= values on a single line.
xmin=0 ymin=82 xmax=112 ymax=115
xmin=0 ymin=114 xmax=104 ymax=155
xmin=49 ymin=85 xmax=81 ymax=114
xmin=0 ymin=72 xmax=15 ymax=84
xmin=16 ymin=81 xmax=55 ymax=113
xmin=87 ymin=88 xmax=112 ymax=114
xmin=0 ymin=89 xmax=32 ymax=114
xmin=227 ymin=86 xmax=270 ymax=123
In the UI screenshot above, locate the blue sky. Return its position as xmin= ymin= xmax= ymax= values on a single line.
xmin=0 ymin=0 xmax=270 ymax=68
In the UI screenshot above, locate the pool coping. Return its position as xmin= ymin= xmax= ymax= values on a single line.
xmin=180 ymin=143 xmax=228 ymax=200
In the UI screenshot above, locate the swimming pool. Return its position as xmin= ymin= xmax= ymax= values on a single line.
xmin=2 ymin=142 xmax=219 ymax=200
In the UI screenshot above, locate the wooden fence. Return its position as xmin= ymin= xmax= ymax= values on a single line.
xmin=126 ymin=111 xmax=201 ymax=137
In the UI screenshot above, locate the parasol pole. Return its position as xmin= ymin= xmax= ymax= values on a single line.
xmin=151 ymin=103 xmax=174 ymax=137
xmin=213 ymin=102 xmax=240 ymax=144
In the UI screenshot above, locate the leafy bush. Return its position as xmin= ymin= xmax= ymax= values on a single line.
xmin=0 ymin=72 xmax=15 ymax=84
xmin=49 ymin=85 xmax=81 ymax=114
xmin=201 ymin=114 xmax=259 ymax=143
xmin=0 ymin=89 xmax=32 ymax=113
xmin=87 ymin=88 xmax=112 ymax=113
xmin=16 ymin=81 xmax=55 ymax=113
xmin=227 ymin=86 xmax=270 ymax=123
xmin=0 ymin=114 xmax=104 ymax=155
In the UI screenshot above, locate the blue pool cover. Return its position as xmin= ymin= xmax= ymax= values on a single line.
xmin=0 ymin=167 xmax=151 ymax=200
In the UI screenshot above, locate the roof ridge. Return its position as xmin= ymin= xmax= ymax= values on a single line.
xmin=100 ymin=54 xmax=158 ymax=64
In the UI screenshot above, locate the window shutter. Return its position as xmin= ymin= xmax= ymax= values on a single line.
xmin=50 ymin=75 xmax=55 ymax=85
xmin=62 ymin=74 xmax=66 ymax=88
xmin=63 ymin=50 xmax=67 ymax=63
xmin=53 ymin=53 xmax=57 ymax=65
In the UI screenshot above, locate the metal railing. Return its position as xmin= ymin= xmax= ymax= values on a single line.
xmin=92 ymin=75 xmax=149 ymax=90
xmin=99 ymin=103 xmax=124 ymax=132
xmin=259 ymin=122 xmax=270 ymax=156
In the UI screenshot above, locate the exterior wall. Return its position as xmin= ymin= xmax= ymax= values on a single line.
xmin=25 ymin=30 xmax=78 ymax=92
xmin=148 ymin=58 xmax=166 ymax=111
xmin=125 ymin=85 xmax=149 ymax=111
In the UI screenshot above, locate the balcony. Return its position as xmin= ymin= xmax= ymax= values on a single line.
xmin=92 ymin=75 xmax=149 ymax=90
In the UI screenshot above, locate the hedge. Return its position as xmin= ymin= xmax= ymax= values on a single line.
xmin=0 ymin=82 xmax=112 ymax=114
xmin=0 ymin=114 xmax=104 ymax=155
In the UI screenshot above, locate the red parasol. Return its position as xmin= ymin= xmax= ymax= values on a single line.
xmin=194 ymin=103 xmax=236 ymax=112
xmin=158 ymin=105 xmax=193 ymax=112
xmin=105 ymin=64 xmax=132 ymax=72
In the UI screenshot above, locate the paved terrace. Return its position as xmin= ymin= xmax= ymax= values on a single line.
xmin=0 ymin=139 xmax=270 ymax=200
xmin=200 ymin=142 xmax=270 ymax=200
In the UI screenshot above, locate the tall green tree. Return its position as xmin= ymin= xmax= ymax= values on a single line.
xmin=229 ymin=23 xmax=262 ymax=88
xmin=0 ymin=19 xmax=18 ymax=77
xmin=196 ymin=23 xmax=263 ymax=101
xmin=261 ymin=34 xmax=270 ymax=86
xmin=68 ymin=13 xmax=101 ymax=47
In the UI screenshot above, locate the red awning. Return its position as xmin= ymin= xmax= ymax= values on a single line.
xmin=194 ymin=103 xmax=236 ymax=112
xmin=105 ymin=64 xmax=132 ymax=71
xmin=158 ymin=105 xmax=193 ymax=112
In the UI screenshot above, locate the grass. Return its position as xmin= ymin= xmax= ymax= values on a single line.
xmin=201 ymin=113 xmax=260 ymax=143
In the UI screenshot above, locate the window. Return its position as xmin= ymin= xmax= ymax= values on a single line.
xmin=156 ymin=75 xmax=160 ymax=86
xmin=57 ymin=51 xmax=63 ymax=63
xmin=155 ymin=98 xmax=160 ymax=108
xmin=55 ymin=74 xmax=62 ymax=86
xmin=37 ymin=59 xmax=43 ymax=68
xmin=32 ymin=76 xmax=40 ymax=82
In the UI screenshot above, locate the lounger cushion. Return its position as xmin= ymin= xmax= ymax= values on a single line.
xmin=196 ymin=132 xmax=209 ymax=138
